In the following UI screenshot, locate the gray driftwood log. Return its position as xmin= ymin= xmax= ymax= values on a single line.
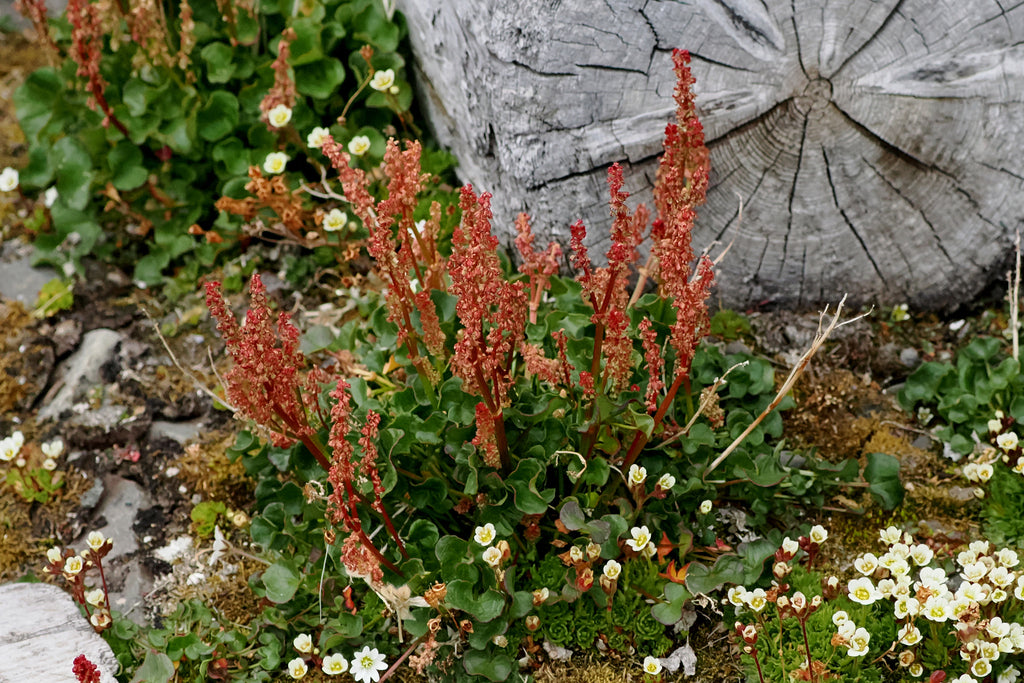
xmin=398 ymin=0 xmax=1024 ymax=310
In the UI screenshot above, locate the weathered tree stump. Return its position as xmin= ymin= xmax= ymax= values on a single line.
xmin=398 ymin=0 xmax=1024 ymax=310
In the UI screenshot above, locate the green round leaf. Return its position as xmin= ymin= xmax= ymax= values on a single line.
xmin=197 ymin=91 xmax=239 ymax=142
xmin=262 ymin=561 xmax=301 ymax=603
xmin=295 ymin=58 xmax=345 ymax=100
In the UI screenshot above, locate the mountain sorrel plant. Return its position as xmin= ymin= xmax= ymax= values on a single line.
xmin=13 ymin=0 xmax=444 ymax=288
xmin=197 ymin=48 xmax=897 ymax=681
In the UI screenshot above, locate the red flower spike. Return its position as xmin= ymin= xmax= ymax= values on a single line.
xmin=72 ymin=654 xmax=101 ymax=683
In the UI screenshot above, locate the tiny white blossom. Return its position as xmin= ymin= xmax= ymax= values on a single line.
xmin=287 ymin=657 xmax=308 ymax=679
xmin=569 ymin=545 xmax=584 ymax=563
xmin=727 ymin=586 xmax=747 ymax=607
xmin=87 ymin=531 xmax=108 ymax=551
xmin=482 ymin=546 xmax=502 ymax=567
xmin=263 ymin=152 xmax=289 ymax=174
xmin=43 ymin=187 xmax=58 ymax=207
xmin=294 ymin=633 xmax=313 ymax=654
xmin=990 ymin=418 xmax=1005 ymax=434
xmin=898 ymin=623 xmax=922 ymax=646
xmin=699 ymin=499 xmax=712 ymax=514
xmin=999 ymin=665 xmax=1020 ymax=683
xmin=626 ymin=526 xmax=652 ymax=554
xmin=997 ymin=548 xmax=1020 ymax=567
xmin=781 ymin=537 xmax=799 ymax=556
xmin=642 ymin=656 xmax=662 ymax=675
xmin=744 ymin=588 xmax=767 ymax=613
xmin=268 ymin=104 xmax=293 ymax=128
xmin=46 ymin=547 xmax=63 ymax=564
xmin=808 ymin=525 xmax=828 ymax=544
xmin=370 ymin=69 xmax=396 ymax=92
xmin=41 ymin=438 xmax=64 ymax=458
xmin=998 ymin=432 xmax=1019 ymax=451
xmin=85 ymin=588 xmax=105 ymax=607
xmin=910 ymin=544 xmax=934 ymax=566
xmin=879 ymin=526 xmax=903 ymax=545
xmin=847 ymin=627 xmax=870 ymax=657
xmin=474 ymin=523 xmax=496 ymax=546
xmin=847 ymin=577 xmax=880 ymax=605
xmin=42 ymin=458 xmax=57 ymax=471
xmin=972 ymin=659 xmax=993 ymax=679
xmin=0 ymin=167 xmax=18 ymax=192
xmin=307 ymin=126 xmax=331 ymax=149
xmin=348 ymin=136 xmax=371 ymax=156
xmin=350 ymin=646 xmax=388 ymax=683
xmin=831 ymin=610 xmax=849 ymax=626
xmin=323 ymin=209 xmax=348 ymax=232
xmin=628 ymin=464 xmax=647 ymax=486
xmin=603 ymin=559 xmax=621 ymax=580
xmin=321 ymin=653 xmax=348 ymax=675
xmin=977 ymin=463 xmax=994 ymax=482
xmin=657 ymin=473 xmax=676 ymax=491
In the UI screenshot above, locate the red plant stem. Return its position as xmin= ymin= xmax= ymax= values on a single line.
xmin=800 ymin=618 xmax=816 ymax=683
xmin=622 ymin=371 xmax=687 ymax=470
xmin=95 ymin=556 xmax=110 ymax=608
xmin=378 ymin=634 xmax=429 ymax=683
xmin=493 ymin=407 xmax=510 ymax=471
xmin=751 ymin=649 xmax=767 ymax=683
xmin=377 ymin=505 xmax=409 ymax=558
xmin=92 ymin=87 xmax=130 ymax=138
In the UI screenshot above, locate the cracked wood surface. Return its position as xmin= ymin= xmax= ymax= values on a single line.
xmin=0 ymin=583 xmax=118 ymax=683
xmin=398 ymin=0 xmax=1024 ymax=309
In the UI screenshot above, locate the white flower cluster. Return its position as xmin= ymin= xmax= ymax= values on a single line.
xmin=846 ymin=528 xmax=1024 ymax=679
xmin=286 ymin=638 xmax=387 ymax=682
xmin=473 ymin=523 xmax=505 ymax=568
xmin=0 ymin=430 xmax=24 ymax=462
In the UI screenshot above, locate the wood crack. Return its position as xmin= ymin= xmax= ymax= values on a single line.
xmin=821 ymin=147 xmax=888 ymax=285
xmin=830 ymin=0 xmax=909 ymax=77
xmin=861 ymin=157 xmax=958 ymax=270
xmin=780 ymin=113 xmax=810 ymax=277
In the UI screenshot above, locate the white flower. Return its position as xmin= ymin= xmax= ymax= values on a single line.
xmin=970 ymin=540 xmax=991 ymax=555
xmin=287 ymin=657 xmax=308 ymax=679
xmin=493 ymin=635 xmax=508 ymax=647
xmin=999 ymin=665 xmax=1020 ymax=683
xmin=962 ymin=561 xmax=989 ymax=582
xmin=482 ymin=546 xmax=502 ymax=567
xmin=990 ymin=566 xmax=1014 ymax=588
xmin=657 ymin=473 xmax=676 ymax=491
xmin=209 ymin=525 xmax=229 ymax=566
xmin=350 ymin=646 xmax=388 ymax=683
xmin=294 ymin=633 xmax=313 ymax=654
xmin=63 ymin=557 xmax=83 ymax=581
xmin=263 ymin=152 xmax=289 ymax=174
xmin=87 ymin=531 xmax=108 ymax=551
xmin=894 ymin=596 xmax=920 ymax=619
xmin=626 ymin=526 xmax=651 ymax=553
xmin=977 ymin=463 xmax=995 ymax=482
xmin=879 ymin=526 xmax=903 ymax=545
xmin=268 ymin=104 xmax=293 ymax=128
xmin=42 ymin=458 xmax=57 ymax=471
xmin=727 ymin=586 xmax=747 ymax=607
xmin=85 ymin=589 xmax=105 ymax=607
xmin=699 ymin=499 xmax=712 ymax=514
xmin=41 ymin=438 xmax=64 ymax=458
xmin=848 ymin=577 xmax=880 ymax=605
xmin=952 ymin=676 xmax=977 ymax=683
xmin=628 ymin=464 xmax=647 ymax=486
xmin=0 ymin=167 xmax=18 ymax=192
xmin=43 ymin=186 xmax=58 ymax=207
xmin=307 ymin=126 xmax=331 ymax=149
xmin=854 ymin=553 xmax=878 ymax=576
xmin=321 ymin=653 xmax=348 ymax=675
xmin=990 ymin=418 xmax=1005 ymax=434
xmin=972 ymin=659 xmax=993 ymax=679
xmin=323 ymin=209 xmax=348 ymax=232
xmin=998 ymin=432 xmax=1019 ymax=451
xmin=847 ymin=627 xmax=870 ymax=657
xmin=473 ymin=523 xmax=496 ymax=546
xmin=909 ymin=663 xmax=924 ymax=678
xmin=46 ymin=546 xmax=63 ymax=564
xmin=370 ymin=69 xmax=395 ymax=92
xmin=910 ymin=544 xmax=934 ymax=566
xmin=348 ymin=135 xmax=371 ymax=156
xmin=831 ymin=610 xmax=849 ymax=627
xmin=0 ymin=436 xmax=21 ymax=461
xmin=781 ymin=537 xmax=799 ymax=557
xmin=898 ymin=623 xmax=922 ymax=645
xmin=603 ymin=560 xmax=621 ymax=580
xmin=586 ymin=543 xmax=601 ymax=560
xmin=997 ymin=548 xmax=1020 ymax=568
xmin=744 ymin=588 xmax=767 ymax=613
xmin=923 ymin=595 xmax=950 ymax=622
xmin=569 ymin=545 xmax=584 ymax=563
xmin=808 ymin=525 xmax=828 ymax=544
xmin=642 ymin=656 xmax=662 ymax=675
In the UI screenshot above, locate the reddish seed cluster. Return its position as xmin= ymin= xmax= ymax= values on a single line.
xmin=72 ymin=654 xmax=101 ymax=683
xmin=204 ymin=274 xmax=329 ymax=449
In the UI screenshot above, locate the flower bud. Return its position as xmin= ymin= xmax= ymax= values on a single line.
xmin=424 ymin=582 xmax=447 ymax=608
xmin=773 ymin=561 xmax=791 ymax=581
xmin=525 ymin=615 xmax=540 ymax=631
xmin=532 ymin=588 xmax=549 ymax=606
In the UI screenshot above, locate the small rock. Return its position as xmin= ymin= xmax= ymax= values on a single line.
xmin=899 ymin=347 xmax=920 ymax=368
xmin=91 ymin=475 xmax=151 ymax=560
xmin=148 ymin=419 xmax=204 ymax=445
xmin=38 ymin=329 xmax=124 ymax=421
xmin=723 ymin=340 xmax=752 ymax=356
xmin=78 ymin=477 xmax=105 ymax=511
xmin=0 ymin=254 xmax=58 ymax=306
